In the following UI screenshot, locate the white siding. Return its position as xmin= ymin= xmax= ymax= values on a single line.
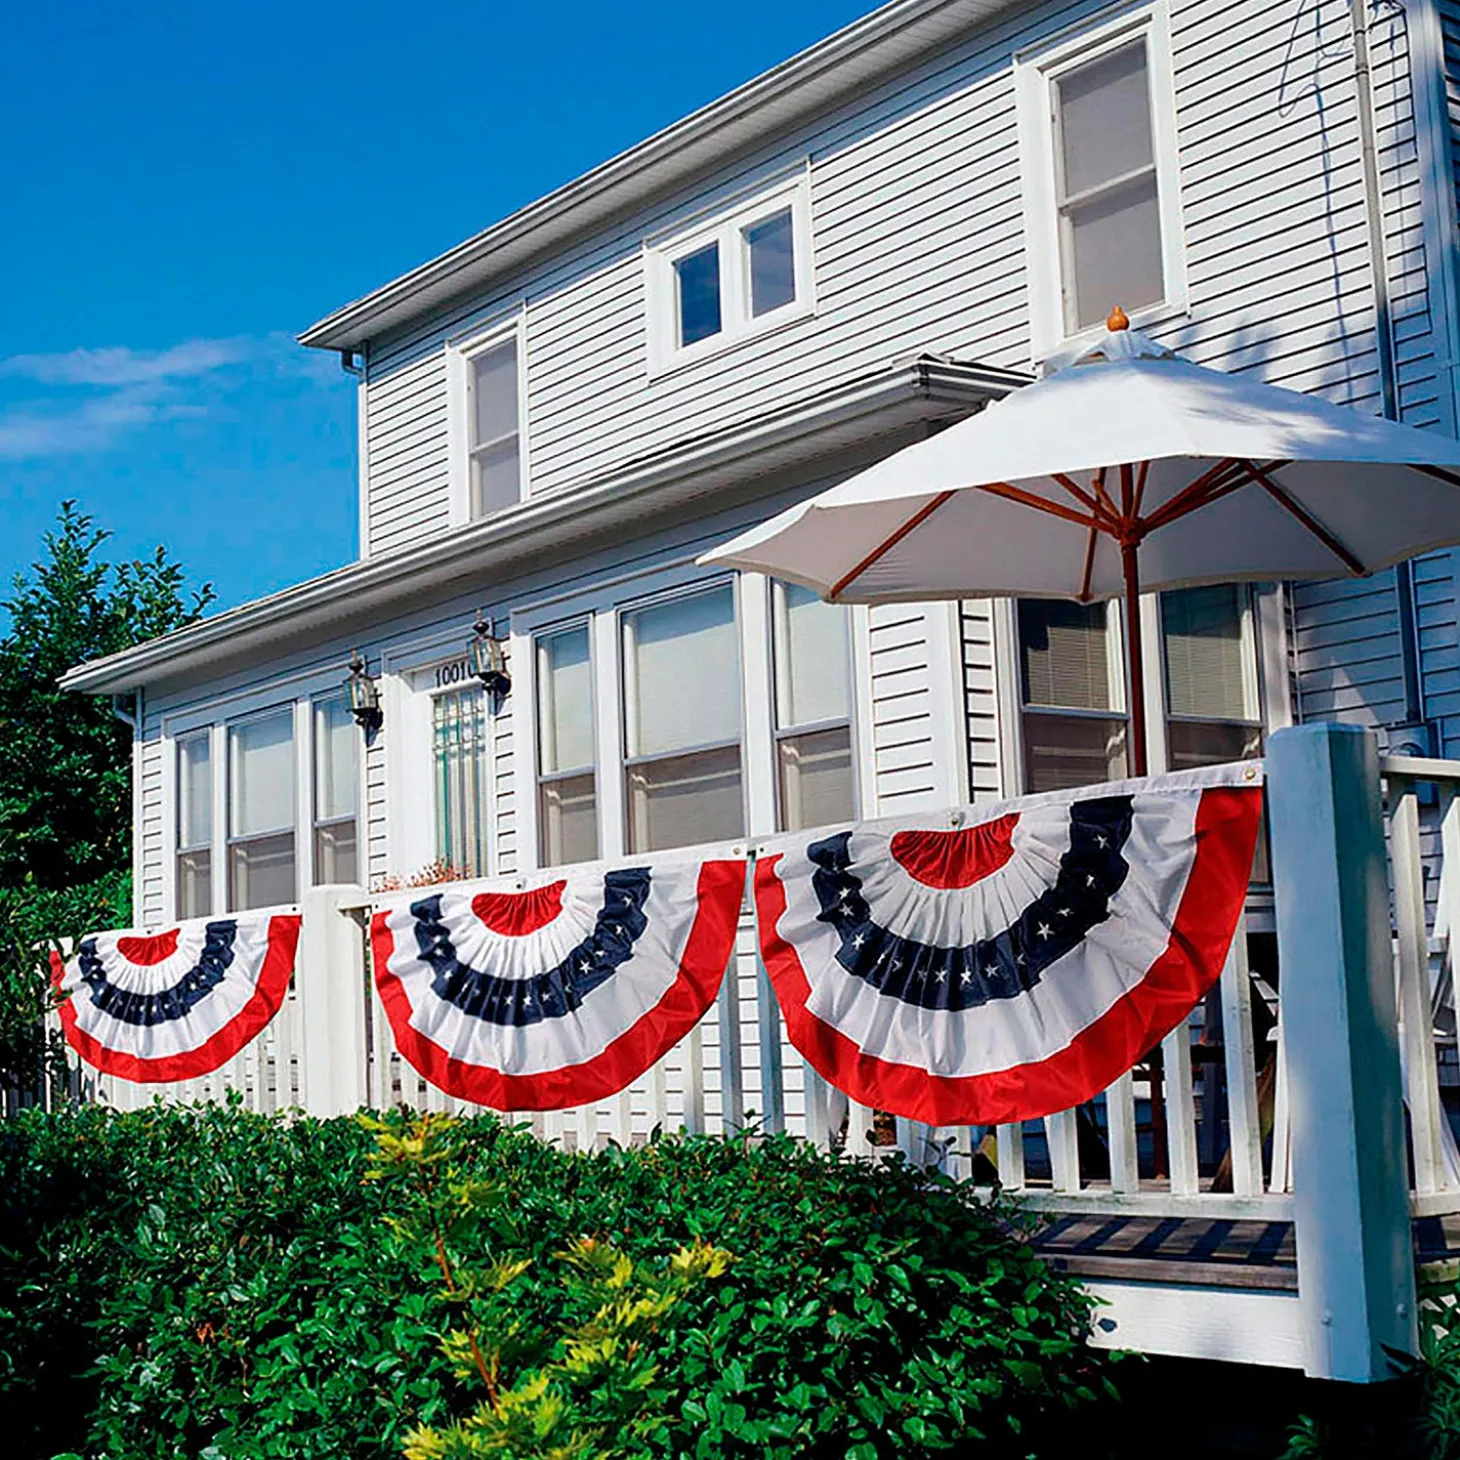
xmin=960 ymin=599 xmax=1002 ymax=800
xmin=867 ymin=604 xmax=945 ymax=814
xmin=137 ymin=724 xmax=165 ymax=927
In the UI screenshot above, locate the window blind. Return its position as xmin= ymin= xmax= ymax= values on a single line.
xmin=624 ymin=585 xmax=740 ymax=756
xmin=313 ymin=697 xmax=357 ymax=823
xmin=774 ymin=581 xmax=851 ymax=729
xmin=178 ymin=732 xmax=211 ymax=850
xmin=1018 ymin=599 xmax=1116 ymax=710
xmin=229 ymin=710 xmax=295 ymax=839
xmin=537 ymin=625 xmax=594 ymax=775
xmin=1161 ymin=585 xmax=1250 ymax=720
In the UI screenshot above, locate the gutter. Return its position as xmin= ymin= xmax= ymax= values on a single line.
xmin=61 ymin=356 xmax=1026 ymax=695
xmin=298 ymin=0 xmax=1024 ymax=351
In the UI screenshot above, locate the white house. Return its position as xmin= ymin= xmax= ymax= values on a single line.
xmin=53 ymin=0 xmax=1460 ymax=1376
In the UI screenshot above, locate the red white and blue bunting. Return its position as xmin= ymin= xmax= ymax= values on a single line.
xmin=370 ymin=855 xmax=746 ymax=1109
xmin=50 ymin=914 xmax=302 ymax=1083
xmin=755 ymin=766 xmax=1262 ymax=1128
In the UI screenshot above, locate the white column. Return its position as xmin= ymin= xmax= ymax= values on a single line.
xmin=297 ymin=883 xmax=370 ymax=1117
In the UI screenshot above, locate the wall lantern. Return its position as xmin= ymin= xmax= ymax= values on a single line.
xmin=345 ymin=649 xmax=383 ymax=732
xmin=469 ymin=612 xmax=512 ymax=697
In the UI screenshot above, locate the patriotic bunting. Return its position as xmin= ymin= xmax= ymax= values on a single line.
xmin=370 ymin=855 xmax=745 ymax=1110
xmin=50 ymin=914 xmax=301 ymax=1083
xmin=754 ymin=766 xmax=1262 ymax=1128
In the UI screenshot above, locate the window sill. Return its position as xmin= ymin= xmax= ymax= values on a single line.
xmin=646 ymin=301 xmax=816 ymax=383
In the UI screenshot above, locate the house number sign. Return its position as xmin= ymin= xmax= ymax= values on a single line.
xmin=433 ymin=657 xmax=472 ymax=689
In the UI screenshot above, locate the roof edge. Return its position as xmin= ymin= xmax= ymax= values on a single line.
xmin=298 ymin=0 xmax=1020 ymax=351
xmin=62 ymin=357 xmax=1026 ymax=695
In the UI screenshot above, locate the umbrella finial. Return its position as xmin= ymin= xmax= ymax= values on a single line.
xmin=1106 ymin=304 xmax=1130 ymax=332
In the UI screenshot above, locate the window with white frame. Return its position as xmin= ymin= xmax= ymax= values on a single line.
xmin=312 ymin=695 xmax=358 ymax=885
xmin=176 ymin=730 xmax=213 ymax=919
xmin=1017 ymin=6 xmax=1183 ymax=353
xmin=1160 ymin=585 xmax=1263 ymax=769
xmin=433 ymin=686 xmax=490 ymax=876
xmin=228 ymin=708 xmax=297 ymax=911
xmin=1017 ymin=598 xmax=1129 ymax=793
xmin=536 ymin=623 xmax=598 ymax=866
xmin=465 ymin=333 xmax=522 ymax=519
xmin=622 ymin=583 xmax=744 ymax=852
xmin=648 ymin=177 xmax=813 ymax=371
xmin=771 ymin=582 xmax=855 ymax=831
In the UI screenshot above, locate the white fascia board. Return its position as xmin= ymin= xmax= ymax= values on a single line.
xmin=298 ymin=0 xmax=1026 ymax=352
xmin=61 ymin=357 xmax=1026 ymax=696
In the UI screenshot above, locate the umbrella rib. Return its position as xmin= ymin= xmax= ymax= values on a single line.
xmin=971 ymin=480 xmax=1103 ymax=531
xmin=1247 ymin=463 xmax=1368 ymax=576
xmin=829 ymin=490 xmax=955 ymax=599
xmin=1414 ymin=463 xmax=1460 ymax=491
xmin=1078 ymin=524 xmax=1099 ymax=602
xmin=1140 ymin=457 xmax=1252 ymax=533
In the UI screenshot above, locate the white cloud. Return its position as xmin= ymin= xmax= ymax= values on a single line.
xmin=0 ymin=333 xmax=342 ymax=460
xmin=0 ymin=337 xmax=257 ymax=388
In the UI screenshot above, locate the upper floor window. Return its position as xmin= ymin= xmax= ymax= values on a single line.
xmin=647 ymin=175 xmax=813 ymax=373
xmin=536 ymin=623 xmax=598 ymax=866
xmin=1016 ymin=5 xmax=1184 ymax=357
xmin=228 ymin=708 xmax=296 ymax=911
xmin=176 ymin=730 xmax=213 ymax=919
xmin=312 ymin=695 xmax=359 ymax=885
xmin=467 ymin=336 xmax=522 ymax=518
xmin=772 ymin=582 xmax=855 ymax=830
xmin=622 ymin=583 xmax=743 ymax=852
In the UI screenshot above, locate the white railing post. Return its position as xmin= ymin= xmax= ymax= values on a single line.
xmin=1267 ymin=723 xmax=1417 ymax=1381
xmin=297 ymin=884 xmax=370 ymax=1118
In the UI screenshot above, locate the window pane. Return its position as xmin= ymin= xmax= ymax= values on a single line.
xmin=1056 ymin=41 xmax=1153 ymax=199
xmin=537 ymin=626 xmax=594 ymax=774
xmin=314 ymin=820 xmax=359 ymax=886
xmin=778 ymin=725 xmax=854 ymax=832
xmin=1023 ymin=712 xmax=1128 ymax=793
xmin=747 ymin=207 xmax=796 ymax=317
xmin=1162 ymin=585 xmax=1252 ymax=720
xmin=1019 ymin=599 xmax=1116 ymax=710
xmin=624 ymin=586 xmax=740 ymax=756
xmin=676 ymin=242 xmax=721 ymax=345
xmin=433 ymin=688 xmax=489 ymax=877
xmin=628 ymin=745 xmax=743 ymax=853
xmin=1167 ymin=719 xmax=1262 ymax=772
xmin=471 ymin=437 xmax=521 ymax=517
xmin=229 ymin=710 xmax=295 ymax=839
xmin=229 ymin=832 xmax=296 ymax=911
xmin=471 ymin=340 xmax=518 ymax=448
xmin=313 ymin=697 xmax=357 ymax=823
xmin=1065 ymin=172 xmax=1164 ymax=330
xmin=774 ymin=581 xmax=851 ymax=729
xmin=539 ymin=773 xmax=598 ymax=867
xmin=178 ymin=733 xmax=211 ymax=850
xmin=176 ymin=849 xmax=212 ymax=920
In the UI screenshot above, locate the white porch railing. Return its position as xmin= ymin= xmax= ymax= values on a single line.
xmin=28 ymin=751 xmax=1460 ymax=1230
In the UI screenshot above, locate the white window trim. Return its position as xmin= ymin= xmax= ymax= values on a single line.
xmin=645 ymin=169 xmax=816 ymax=378
xmin=1015 ymin=0 xmax=1187 ymax=365
xmin=446 ymin=310 xmax=530 ymax=527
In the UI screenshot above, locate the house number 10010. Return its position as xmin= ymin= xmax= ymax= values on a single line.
xmin=433 ymin=658 xmax=472 ymax=689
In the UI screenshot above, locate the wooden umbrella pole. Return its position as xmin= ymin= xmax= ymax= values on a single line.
xmin=1122 ymin=537 xmax=1148 ymax=777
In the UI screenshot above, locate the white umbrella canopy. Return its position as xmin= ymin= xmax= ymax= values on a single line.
xmin=704 ymin=321 xmax=1460 ymax=603
xmin=702 ymin=313 xmax=1460 ymax=772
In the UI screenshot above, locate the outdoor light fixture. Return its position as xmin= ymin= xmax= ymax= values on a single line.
xmin=344 ymin=649 xmax=383 ymax=732
xmin=469 ymin=612 xmax=511 ymax=697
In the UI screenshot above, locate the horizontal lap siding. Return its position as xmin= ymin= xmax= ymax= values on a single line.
xmin=138 ymin=726 xmax=165 ymax=927
xmin=868 ymin=604 xmax=944 ymax=814
xmin=960 ymin=600 xmax=1002 ymax=800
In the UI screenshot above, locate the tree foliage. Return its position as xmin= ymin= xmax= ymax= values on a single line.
xmin=0 ymin=500 xmax=213 ymax=891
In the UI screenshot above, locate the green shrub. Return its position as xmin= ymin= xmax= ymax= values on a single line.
xmin=0 ymin=1102 xmax=1110 ymax=1460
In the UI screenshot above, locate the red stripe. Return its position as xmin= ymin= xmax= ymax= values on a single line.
xmin=472 ymin=881 xmax=566 ymax=936
xmin=116 ymin=928 xmax=181 ymax=965
xmin=756 ymin=787 xmax=1261 ymax=1127
xmin=53 ymin=917 xmax=302 ymax=1084
xmin=372 ymin=860 xmax=745 ymax=1110
xmin=890 ymin=814 xmax=1019 ymax=888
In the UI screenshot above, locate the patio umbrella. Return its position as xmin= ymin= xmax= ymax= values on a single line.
xmin=702 ymin=310 xmax=1460 ymax=773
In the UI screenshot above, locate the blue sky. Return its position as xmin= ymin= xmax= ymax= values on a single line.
xmin=0 ymin=1 xmax=870 ymax=617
